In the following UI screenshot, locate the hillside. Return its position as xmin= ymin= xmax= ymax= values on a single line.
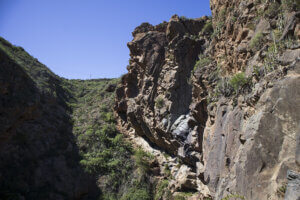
xmin=0 ymin=37 xmax=98 ymax=199
xmin=0 ymin=38 xmax=155 ymax=200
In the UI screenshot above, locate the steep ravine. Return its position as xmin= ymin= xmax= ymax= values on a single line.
xmin=0 ymin=0 xmax=299 ymax=200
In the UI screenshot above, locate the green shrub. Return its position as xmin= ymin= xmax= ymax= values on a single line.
xmin=79 ymin=130 xmax=133 ymax=191
xmin=154 ymin=179 xmax=169 ymax=200
xmin=193 ymin=55 xmax=212 ymax=72
xmin=273 ymin=29 xmax=283 ymax=41
xmin=174 ymin=196 xmax=186 ymax=200
xmin=212 ymin=20 xmax=225 ymax=38
xmin=163 ymin=164 xmax=171 ymax=177
xmin=214 ymin=77 xmax=233 ymax=97
xmin=253 ymin=65 xmax=260 ymax=77
xmin=221 ymin=194 xmax=245 ymax=200
xmin=104 ymin=112 xmax=115 ymax=122
xmin=263 ymin=43 xmax=280 ymax=74
xmin=121 ymin=188 xmax=151 ymax=200
xmin=218 ymin=8 xmax=226 ymax=20
xmin=231 ymin=16 xmax=237 ymax=23
xmin=155 ymin=97 xmax=165 ymax=109
xmin=202 ymin=21 xmax=213 ymax=34
xmin=229 ymin=73 xmax=250 ymax=93
xmin=276 ymin=183 xmax=287 ymax=197
xmin=249 ymin=32 xmax=264 ymax=51
xmin=211 ymin=7 xmax=226 ymax=39
xmin=101 ymin=123 xmax=117 ymax=137
xmin=134 ymin=148 xmax=153 ymax=173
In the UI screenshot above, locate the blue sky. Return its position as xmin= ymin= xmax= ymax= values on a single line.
xmin=0 ymin=0 xmax=211 ymax=79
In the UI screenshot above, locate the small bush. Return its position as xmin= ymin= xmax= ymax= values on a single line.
xmin=273 ymin=29 xmax=283 ymax=41
xmin=134 ymin=148 xmax=153 ymax=173
xmin=104 ymin=112 xmax=115 ymax=122
xmin=253 ymin=65 xmax=260 ymax=77
xmin=262 ymin=42 xmax=282 ymax=74
xmin=154 ymin=179 xmax=169 ymax=200
xmin=212 ymin=21 xmax=225 ymax=38
xmin=174 ymin=196 xmax=186 ymax=200
xmin=163 ymin=164 xmax=171 ymax=177
xmin=202 ymin=21 xmax=213 ymax=34
xmin=249 ymin=32 xmax=264 ymax=51
xmin=276 ymin=183 xmax=287 ymax=197
xmin=155 ymin=97 xmax=165 ymax=109
xmin=218 ymin=8 xmax=227 ymax=20
xmin=193 ymin=55 xmax=212 ymax=72
xmin=231 ymin=16 xmax=237 ymax=23
xmin=215 ymin=77 xmax=233 ymax=97
xmin=221 ymin=194 xmax=245 ymax=200
xmin=229 ymin=73 xmax=250 ymax=93
xmin=121 ymin=188 xmax=151 ymax=200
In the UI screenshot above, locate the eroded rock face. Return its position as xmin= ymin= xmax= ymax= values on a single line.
xmin=203 ymin=70 xmax=300 ymax=199
xmin=115 ymin=15 xmax=210 ymax=166
xmin=115 ymin=1 xmax=300 ymax=199
xmin=285 ymin=170 xmax=300 ymax=200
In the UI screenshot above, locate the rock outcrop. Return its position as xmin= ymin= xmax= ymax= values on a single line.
xmin=115 ymin=15 xmax=210 ymax=165
xmin=114 ymin=0 xmax=300 ymax=199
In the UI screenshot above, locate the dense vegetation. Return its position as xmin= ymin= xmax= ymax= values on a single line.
xmin=62 ymin=78 xmax=149 ymax=199
xmin=61 ymin=75 xmax=156 ymax=199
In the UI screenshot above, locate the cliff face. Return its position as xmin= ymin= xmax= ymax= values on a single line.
xmin=115 ymin=15 xmax=210 ymax=162
xmin=115 ymin=0 xmax=300 ymax=199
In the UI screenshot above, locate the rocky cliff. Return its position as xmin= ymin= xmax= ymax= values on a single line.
xmin=114 ymin=0 xmax=300 ymax=199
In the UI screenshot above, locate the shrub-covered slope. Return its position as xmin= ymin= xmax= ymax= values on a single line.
xmin=0 ymin=37 xmax=98 ymax=199
xmin=65 ymin=78 xmax=156 ymax=200
xmin=0 ymin=38 xmax=156 ymax=200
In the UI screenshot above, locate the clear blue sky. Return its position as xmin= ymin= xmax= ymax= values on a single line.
xmin=0 ymin=0 xmax=211 ymax=79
